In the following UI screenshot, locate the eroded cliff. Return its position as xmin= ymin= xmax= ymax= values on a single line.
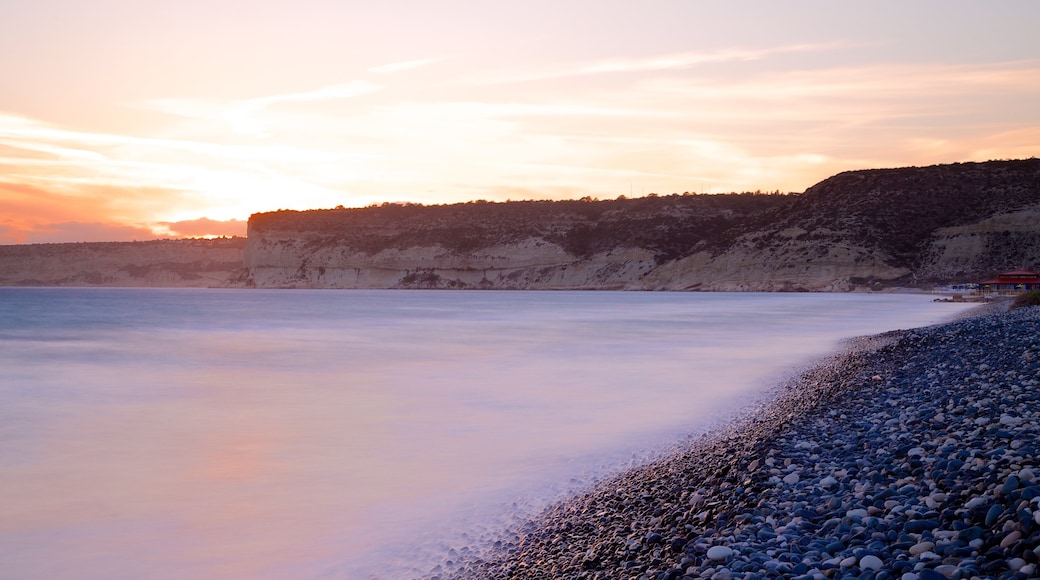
xmin=243 ymin=159 xmax=1040 ymax=291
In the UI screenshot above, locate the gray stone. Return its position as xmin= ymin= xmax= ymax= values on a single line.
xmin=706 ymin=546 xmax=734 ymax=561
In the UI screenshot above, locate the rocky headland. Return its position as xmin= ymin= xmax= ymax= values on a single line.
xmin=1 ymin=158 xmax=1038 ymax=290
xmin=439 ymin=303 xmax=1040 ymax=580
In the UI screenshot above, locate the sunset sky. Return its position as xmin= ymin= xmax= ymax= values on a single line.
xmin=1 ymin=1 xmax=1038 ymax=244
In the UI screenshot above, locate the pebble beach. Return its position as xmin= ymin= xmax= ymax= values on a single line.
xmin=445 ymin=304 xmax=1040 ymax=580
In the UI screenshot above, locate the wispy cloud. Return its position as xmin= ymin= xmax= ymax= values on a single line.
xmin=635 ymin=60 xmax=1040 ymax=102
xmin=220 ymin=81 xmax=382 ymax=137
xmin=468 ymin=43 xmax=846 ymax=85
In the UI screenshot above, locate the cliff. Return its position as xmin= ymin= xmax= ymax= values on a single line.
xmin=243 ymin=194 xmax=785 ymax=290
xmin=2 ymin=159 xmax=1038 ymax=291
xmin=242 ymin=159 xmax=1040 ymax=291
xmin=0 ymin=238 xmax=247 ymax=287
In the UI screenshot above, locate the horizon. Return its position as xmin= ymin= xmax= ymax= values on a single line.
xmin=2 ymin=0 xmax=1039 ymax=244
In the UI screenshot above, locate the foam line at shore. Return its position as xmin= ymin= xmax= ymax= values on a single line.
xmin=438 ymin=305 xmax=1040 ymax=579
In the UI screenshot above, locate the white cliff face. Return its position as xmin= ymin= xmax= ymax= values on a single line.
xmin=644 ymin=238 xmax=908 ymax=292
xmin=242 ymin=227 xmax=913 ymax=291
xmin=915 ymin=205 xmax=1040 ymax=281
xmin=245 ymin=233 xmax=660 ymax=289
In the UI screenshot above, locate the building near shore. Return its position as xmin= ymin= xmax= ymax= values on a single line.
xmin=979 ymin=269 xmax=1040 ymax=294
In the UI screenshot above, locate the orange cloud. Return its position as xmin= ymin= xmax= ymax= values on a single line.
xmin=16 ymin=221 xmax=160 ymax=244
xmin=155 ymin=217 xmax=247 ymax=238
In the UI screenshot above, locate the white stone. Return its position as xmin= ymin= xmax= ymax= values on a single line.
xmin=820 ymin=476 xmax=838 ymax=488
xmin=783 ymin=473 xmax=800 ymax=485
xmin=907 ymin=447 xmax=925 ymax=457
xmin=839 ymin=556 xmax=857 ymax=568
xmin=860 ymin=554 xmax=883 ymax=570
xmin=1000 ymin=414 xmax=1022 ymax=426
xmin=1008 ymin=558 xmax=1027 ymax=572
xmin=964 ymin=497 xmax=987 ymax=509
xmin=1020 ymin=467 xmax=1036 ymax=482
xmin=901 ymin=574 xmax=920 ymax=580
xmin=846 ymin=508 xmax=869 ymax=518
xmin=706 ymin=545 xmax=734 ymax=561
xmin=909 ymin=541 xmax=934 ymax=556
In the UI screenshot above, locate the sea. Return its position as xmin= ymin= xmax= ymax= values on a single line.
xmin=0 ymin=288 xmax=978 ymax=579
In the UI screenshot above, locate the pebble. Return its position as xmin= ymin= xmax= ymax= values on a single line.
xmin=706 ymin=546 xmax=734 ymax=561
xmin=450 ymin=306 xmax=1040 ymax=580
xmin=1001 ymin=530 xmax=1022 ymax=547
xmin=860 ymin=554 xmax=884 ymax=570
xmin=909 ymin=541 xmax=934 ymax=555
xmin=964 ymin=497 xmax=987 ymax=509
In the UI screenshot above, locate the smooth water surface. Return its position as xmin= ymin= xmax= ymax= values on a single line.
xmin=0 ymin=289 xmax=976 ymax=578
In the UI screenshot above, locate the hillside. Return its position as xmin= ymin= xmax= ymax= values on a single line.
xmin=243 ymin=159 xmax=1040 ymax=291
xmin=0 ymin=238 xmax=246 ymax=287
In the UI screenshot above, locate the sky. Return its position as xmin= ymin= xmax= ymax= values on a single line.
xmin=1 ymin=1 xmax=1038 ymax=244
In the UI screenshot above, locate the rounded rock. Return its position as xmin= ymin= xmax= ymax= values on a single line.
xmin=706 ymin=545 xmax=734 ymax=561
xmin=908 ymin=541 xmax=934 ymax=556
xmin=964 ymin=497 xmax=986 ymax=510
xmin=860 ymin=554 xmax=884 ymax=570
xmin=984 ymin=504 xmax=1004 ymax=526
xmin=1000 ymin=530 xmax=1022 ymax=548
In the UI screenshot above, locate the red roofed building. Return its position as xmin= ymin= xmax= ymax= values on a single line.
xmin=980 ymin=269 xmax=1040 ymax=294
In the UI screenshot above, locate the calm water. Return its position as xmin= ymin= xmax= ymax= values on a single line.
xmin=0 ymin=289 xmax=976 ymax=578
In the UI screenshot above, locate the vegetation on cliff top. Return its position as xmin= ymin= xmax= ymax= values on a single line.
xmin=250 ymin=191 xmax=792 ymax=262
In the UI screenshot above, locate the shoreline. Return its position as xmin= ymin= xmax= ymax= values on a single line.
xmin=443 ymin=304 xmax=1039 ymax=579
